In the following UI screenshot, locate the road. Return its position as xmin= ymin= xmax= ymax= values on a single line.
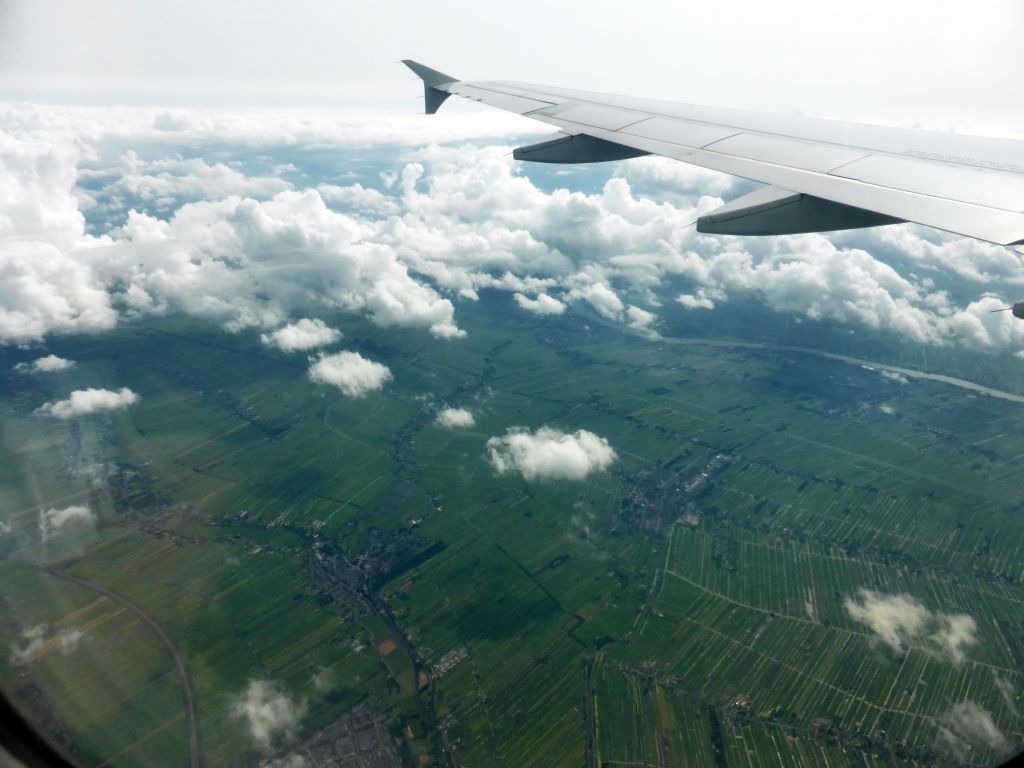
xmin=591 ymin=310 xmax=1024 ymax=405
xmin=39 ymin=565 xmax=203 ymax=768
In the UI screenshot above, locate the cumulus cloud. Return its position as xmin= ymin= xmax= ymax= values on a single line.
xmin=230 ymin=679 xmax=306 ymax=751
xmin=514 ymin=292 xmax=565 ymax=316
xmin=9 ymin=624 xmax=84 ymax=664
xmin=0 ymin=241 xmax=118 ymax=344
xmin=435 ymin=407 xmax=475 ymax=429
xmin=35 ymin=387 xmax=139 ymax=419
xmin=568 ymin=281 xmax=626 ymax=321
xmin=486 ymin=426 xmax=617 ymax=481
xmin=5 ymin=102 xmax=1024 ymax=356
xmin=38 ymin=504 xmax=97 ymax=542
xmin=880 ymin=369 xmax=909 ymax=384
xmin=112 ymin=189 xmax=464 ymax=338
xmin=109 ymin=150 xmax=291 ymax=210
xmin=677 ymin=289 xmax=718 ymax=310
xmin=260 ymin=318 xmax=341 ymax=352
xmin=9 ymin=625 xmax=47 ymax=664
xmin=307 ymin=351 xmax=391 ymax=397
xmin=14 ymin=354 xmax=75 ymax=374
xmin=844 ymin=588 xmax=977 ymax=664
xmin=936 ymin=702 xmax=1010 ymax=761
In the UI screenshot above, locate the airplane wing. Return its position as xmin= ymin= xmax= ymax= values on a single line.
xmin=403 ymin=60 xmax=1024 ymax=246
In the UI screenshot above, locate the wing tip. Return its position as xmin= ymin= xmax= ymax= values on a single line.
xmin=401 ymin=60 xmax=458 ymax=88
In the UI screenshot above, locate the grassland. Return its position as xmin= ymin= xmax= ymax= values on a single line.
xmin=2 ymin=292 xmax=1024 ymax=766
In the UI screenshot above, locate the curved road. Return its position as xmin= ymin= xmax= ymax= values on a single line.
xmin=590 ymin=310 xmax=1024 ymax=404
xmin=39 ymin=566 xmax=203 ymax=768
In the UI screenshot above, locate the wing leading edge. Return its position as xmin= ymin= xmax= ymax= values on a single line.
xmin=402 ymin=59 xmax=1024 ymax=246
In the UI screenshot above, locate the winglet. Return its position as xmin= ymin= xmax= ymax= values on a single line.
xmin=402 ymin=60 xmax=458 ymax=114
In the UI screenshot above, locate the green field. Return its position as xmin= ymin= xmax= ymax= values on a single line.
xmin=2 ymin=294 xmax=1024 ymax=767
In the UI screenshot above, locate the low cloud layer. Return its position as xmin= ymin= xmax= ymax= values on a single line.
xmin=35 ymin=387 xmax=139 ymax=420
xmin=14 ymin=355 xmax=75 ymax=374
xmin=38 ymin=504 xmax=97 ymax=542
xmin=487 ymin=426 xmax=617 ymax=481
xmin=307 ymin=351 xmax=391 ymax=397
xmin=435 ymin=407 xmax=475 ymax=429
xmin=230 ymin=679 xmax=306 ymax=751
xmin=261 ymin=318 xmax=341 ymax=352
xmin=2 ymin=103 xmax=1024 ymax=357
xmin=844 ymin=588 xmax=977 ymax=664
xmin=936 ymin=702 xmax=1010 ymax=761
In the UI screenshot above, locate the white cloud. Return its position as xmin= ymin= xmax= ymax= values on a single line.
xmin=435 ymin=407 xmax=475 ymax=429
xmin=568 ymin=281 xmax=625 ymax=321
xmin=230 ymin=679 xmax=306 ymax=751
xmin=38 ymin=504 xmax=97 ymax=542
xmin=4 ymin=103 xmax=1024 ymax=356
xmin=36 ymin=387 xmax=139 ymax=420
xmin=307 ymin=351 xmax=391 ymax=397
xmin=625 ymin=305 xmax=657 ymax=335
xmin=260 ymin=318 xmax=342 ymax=353
xmin=0 ymin=241 xmax=118 ymax=344
xmin=112 ymin=189 xmax=464 ymax=338
xmin=880 ymin=369 xmax=909 ymax=384
xmin=486 ymin=426 xmax=617 ymax=481
xmin=677 ymin=289 xmax=717 ymax=310
xmin=844 ymin=588 xmax=977 ymax=664
xmin=14 ymin=354 xmax=75 ymax=374
xmin=56 ymin=627 xmax=83 ymax=653
xmin=318 ymin=183 xmax=400 ymax=215
xmin=514 ymin=292 xmax=565 ymax=316
xmin=936 ymin=702 xmax=1010 ymax=761
xmin=110 ymin=150 xmax=291 ymax=209
xmin=9 ymin=625 xmax=48 ymax=664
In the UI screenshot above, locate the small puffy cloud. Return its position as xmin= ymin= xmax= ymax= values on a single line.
xmin=514 ymin=292 xmax=565 ymax=316
xmin=14 ymin=354 xmax=75 ymax=374
xmin=677 ymin=290 xmax=717 ymax=310
xmin=39 ymin=504 xmax=97 ymax=542
xmin=307 ymin=351 xmax=391 ymax=398
xmin=880 ymin=369 xmax=909 ymax=384
xmin=486 ymin=426 xmax=617 ymax=481
xmin=260 ymin=318 xmax=341 ymax=353
xmin=625 ymin=305 xmax=657 ymax=335
xmin=844 ymin=588 xmax=977 ymax=664
xmin=936 ymin=702 xmax=1010 ymax=761
xmin=9 ymin=624 xmax=84 ymax=664
xmin=568 ymin=281 xmax=625 ymax=321
xmin=35 ymin=387 xmax=139 ymax=420
xmin=9 ymin=625 xmax=47 ymax=664
xmin=436 ymin=407 xmax=475 ymax=429
xmin=57 ymin=627 xmax=83 ymax=653
xmin=230 ymin=679 xmax=306 ymax=751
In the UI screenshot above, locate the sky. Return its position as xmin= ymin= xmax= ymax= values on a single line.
xmin=1 ymin=0 xmax=1023 ymax=130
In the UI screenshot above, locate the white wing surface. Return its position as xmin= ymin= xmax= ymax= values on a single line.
xmin=404 ymin=60 xmax=1024 ymax=246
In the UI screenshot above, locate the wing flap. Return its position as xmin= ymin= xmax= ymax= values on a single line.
xmin=702 ymin=133 xmax=871 ymax=174
xmin=830 ymin=154 xmax=1024 ymax=213
xmin=620 ymin=117 xmax=740 ymax=149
